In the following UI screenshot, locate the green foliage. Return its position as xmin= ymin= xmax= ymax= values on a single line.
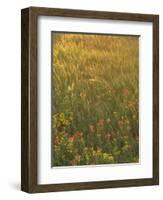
xmin=52 ymin=34 xmax=139 ymax=166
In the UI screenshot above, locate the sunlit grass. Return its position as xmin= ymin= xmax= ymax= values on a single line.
xmin=52 ymin=33 xmax=139 ymax=166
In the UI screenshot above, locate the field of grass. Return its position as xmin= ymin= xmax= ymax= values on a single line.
xmin=52 ymin=33 xmax=139 ymax=166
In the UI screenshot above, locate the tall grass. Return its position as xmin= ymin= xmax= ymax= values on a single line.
xmin=52 ymin=33 xmax=139 ymax=166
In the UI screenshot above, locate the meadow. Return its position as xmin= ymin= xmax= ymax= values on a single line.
xmin=52 ymin=33 xmax=139 ymax=166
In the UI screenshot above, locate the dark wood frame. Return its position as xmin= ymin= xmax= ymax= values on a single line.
xmin=21 ymin=6 xmax=159 ymax=193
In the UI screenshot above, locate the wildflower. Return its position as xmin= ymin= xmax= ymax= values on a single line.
xmin=63 ymin=132 xmax=68 ymax=137
xmin=89 ymin=125 xmax=95 ymax=132
xmin=54 ymin=136 xmax=59 ymax=145
xmin=106 ymin=133 xmax=112 ymax=141
xmin=97 ymin=119 xmax=105 ymax=126
xmin=80 ymin=92 xmax=86 ymax=98
xmin=108 ymin=155 xmax=114 ymax=162
xmin=122 ymin=142 xmax=129 ymax=151
xmin=69 ymin=136 xmax=74 ymax=142
xmin=59 ymin=113 xmax=65 ymax=121
xmin=74 ymin=131 xmax=83 ymax=139
xmin=68 ymin=82 xmax=74 ymax=91
xmin=123 ymin=88 xmax=129 ymax=96
xmin=106 ymin=118 xmax=111 ymax=124
xmin=97 ymin=148 xmax=102 ymax=154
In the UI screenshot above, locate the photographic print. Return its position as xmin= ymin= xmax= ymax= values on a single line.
xmin=52 ymin=33 xmax=139 ymax=167
xmin=21 ymin=7 xmax=159 ymax=193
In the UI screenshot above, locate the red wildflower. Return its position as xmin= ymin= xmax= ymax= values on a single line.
xmin=74 ymin=131 xmax=82 ymax=139
xmin=97 ymin=119 xmax=105 ymax=126
xmin=68 ymin=136 xmax=74 ymax=142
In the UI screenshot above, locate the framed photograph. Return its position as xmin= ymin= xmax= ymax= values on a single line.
xmin=21 ymin=7 xmax=159 ymax=193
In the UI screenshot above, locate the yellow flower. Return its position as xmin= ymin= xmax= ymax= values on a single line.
xmin=108 ymin=155 xmax=114 ymax=162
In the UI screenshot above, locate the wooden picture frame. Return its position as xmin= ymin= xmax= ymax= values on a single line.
xmin=21 ymin=7 xmax=159 ymax=193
